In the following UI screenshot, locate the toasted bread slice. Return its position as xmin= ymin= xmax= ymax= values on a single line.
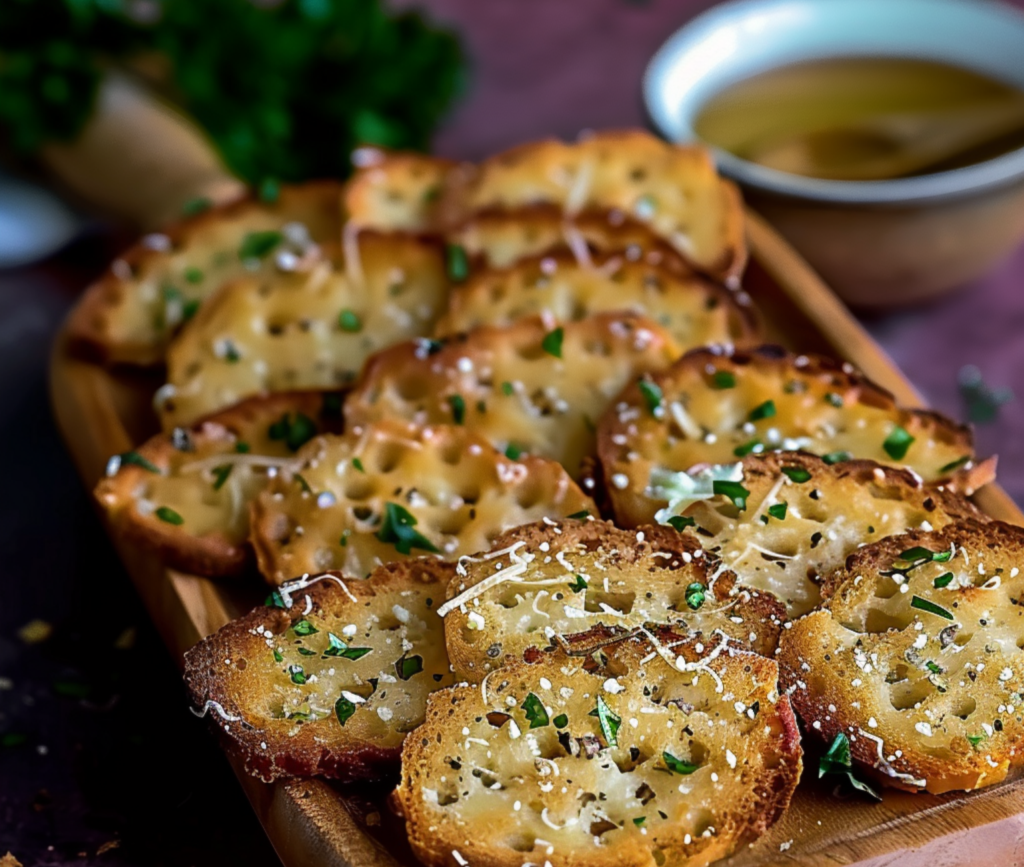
xmin=344 ymin=313 xmax=680 ymax=478
xmin=183 ymin=560 xmax=455 ymax=782
xmin=68 ymin=181 xmax=343 ymax=366
xmin=434 ymin=251 xmax=759 ymax=350
xmin=597 ymin=345 xmax=992 ymax=527
xmin=441 ymin=518 xmax=784 ymax=680
xmin=676 ymin=452 xmax=986 ymax=618
xmin=94 ymin=391 xmax=345 ymax=577
xmin=394 ymin=630 xmax=802 ymax=867
xmin=441 ymin=130 xmax=746 ymax=282
xmin=157 ymin=233 xmax=449 ymax=430
xmin=250 ymin=420 xmax=596 ymax=585
xmin=780 ymin=521 xmax=1024 ymax=794
xmin=343 ymin=148 xmax=454 ymax=232
xmin=452 ymin=206 xmax=700 ymax=274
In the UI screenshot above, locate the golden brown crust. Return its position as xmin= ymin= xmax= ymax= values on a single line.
xmin=157 ymin=232 xmax=449 ymax=429
xmin=780 ymin=521 xmax=1024 ymax=794
xmin=249 ymin=420 xmax=596 ymax=585
xmin=183 ymin=559 xmax=455 ymax=782
xmin=68 ymin=181 xmax=343 ymax=366
xmin=597 ymin=345 xmax=989 ymax=527
xmin=344 ymin=312 xmax=680 ymax=478
xmin=343 ymin=148 xmax=455 ymax=232
xmin=434 ymin=250 xmax=759 ymax=348
xmin=441 ymin=130 xmax=747 ymax=282
xmin=94 ymin=391 xmax=346 ymax=578
xmin=677 ymin=451 xmax=986 ymax=618
xmin=441 ymin=518 xmax=785 ymax=680
xmin=395 ymin=630 xmax=802 ymax=867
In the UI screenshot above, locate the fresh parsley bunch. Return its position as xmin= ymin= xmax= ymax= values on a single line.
xmin=0 ymin=0 xmax=466 ymax=183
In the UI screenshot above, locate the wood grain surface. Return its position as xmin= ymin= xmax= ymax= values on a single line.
xmin=50 ymin=209 xmax=1024 ymax=867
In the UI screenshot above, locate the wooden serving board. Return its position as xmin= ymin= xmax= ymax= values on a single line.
xmin=50 ymin=210 xmax=1024 ymax=867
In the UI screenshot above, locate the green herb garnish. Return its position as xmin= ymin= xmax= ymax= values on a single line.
xmin=182 ymin=197 xmax=211 ymax=216
xmin=767 ymin=502 xmax=788 ymax=520
xmin=633 ymin=816 xmax=646 ymax=827
xmin=505 ymin=443 xmax=523 ymax=460
xmin=292 ymin=620 xmax=318 ymax=636
xmin=184 ymin=266 xmax=204 ymax=284
xmin=910 ymin=596 xmax=955 ymax=621
xmin=567 ymin=510 xmax=591 ymax=520
xmin=818 ymin=732 xmax=881 ymax=801
xmin=749 ymin=400 xmax=776 ymax=421
xmin=883 ymin=426 xmax=915 ymax=460
xmin=825 ymin=392 xmax=844 ymax=407
xmin=733 ymin=439 xmax=762 ymax=457
xmin=265 ymin=590 xmax=286 ymax=608
xmin=553 ymin=714 xmax=569 ymax=728
xmin=446 ymin=243 xmax=469 ymax=282
xmin=268 ymin=412 xmax=317 ymax=451
xmin=591 ymin=696 xmax=621 ymax=747
xmin=339 ymin=309 xmax=362 ymax=333
xmin=155 ymin=506 xmax=184 ymax=525
xmin=713 ymin=480 xmax=749 ymax=509
xmin=934 ymin=572 xmax=954 ymax=588
xmin=822 ymin=451 xmax=852 ymax=465
xmin=289 ymin=665 xmax=307 ymax=685
xmin=239 ymin=230 xmax=283 ymax=260
xmin=638 ymin=379 xmax=663 ymax=414
xmin=376 ymin=502 xmax=439 ymax=554
xmin=940 ymin=455 xmax=971 ymax=474
xmin=522 ymin=693 xmax=550 ymax=728
xmin=666 ymin=515 xmax=696 ymax=531
xmin=967 ymin=733 xmax=986 ymax=748
xmin=448 ymin=394 xmax=466 ymax=425
xmin=258 ymin=177 xmax=280 ymax=203
xmin=685 ymin=582 xmax=706 ymax=610
xmin=212 ymin=464 xmax=233 ymax=490
xmin=711 ymin=370 xmax=735 ymax=389
xmin=569 ymin=574 xmax=588 ymax=593
xmin=782 ymin=466 xmax=811 ymax=483
xmin=113 ymin=451 xmax=160 ymax=474
xmin=335 ymin=695 xmax=356 ymax=727
xmin=396 ymin=654 xmax=424 ymax=680
xmin=501 ymin=381 xmax=515 ymax=396
xmin=662 ymin=751 xmax=699 ymax=775
xmin=541 ymin=327 xmax=564 ymax=358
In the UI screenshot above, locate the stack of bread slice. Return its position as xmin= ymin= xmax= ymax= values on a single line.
xmin=78 ymin=129 xmax=1014 ymax=867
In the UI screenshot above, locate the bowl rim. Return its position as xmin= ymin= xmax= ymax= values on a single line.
xmin=643 ymin=0 xmax=1024 ymax=205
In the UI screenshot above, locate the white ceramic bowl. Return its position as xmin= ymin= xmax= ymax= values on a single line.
xmin=644 ymin=0 xmax=1024 ymax=305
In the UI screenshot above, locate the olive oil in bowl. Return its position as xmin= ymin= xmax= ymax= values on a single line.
xmin=694 ymin=57 xmax=1024 ymax=181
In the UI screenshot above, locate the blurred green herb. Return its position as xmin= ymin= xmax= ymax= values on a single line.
xmin=958 ymin=365 xmax=1014 ymax=424
xmin=0 ymin=0 xmax=465 ymax=184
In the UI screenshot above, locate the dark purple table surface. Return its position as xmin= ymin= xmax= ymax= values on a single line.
xmin=2 ymin=1 xmax=1022 ymax=865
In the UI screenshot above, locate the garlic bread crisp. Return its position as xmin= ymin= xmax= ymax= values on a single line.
xmin=598 ymin=345 xmax=991 ymax=527
xmin=781 ymin=522 xmax=1024 ymax=794
xmin=158 ymin=233 xmax=448 ymax=430
xmin=250 ymin=420 xmax=596 ymax=585
xmin=343 ymin=147 xmax=453 ymax=232
xmin=441 ymin=518 xmax=784 ymax=680
xmin=69 ymin=181 xmax=343 ymax=366
xmin=675 ymin=453 xmax=985 ymax=618
xmin=95 ymin=391 xmax=345 ymax=578
xmin=441 ymin=130 xmax=746 ymax=282
xmin=345 ymin=313 xmax=680 ymax=478
xmin=394 ymin=631 xmax=802 ymax=867
xmin=434 ymin=251 xmax=758 ymax=349
xmin=184 ymin=560 xmax=455 ymax=782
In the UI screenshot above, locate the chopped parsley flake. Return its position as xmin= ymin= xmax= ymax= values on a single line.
xmin=239 ymin=230 xmax=283 ymax=260
xmin=825 ymin=392 xmax=844 ymax=407
xmin=541 ymin=327 xmax=564 ymax=358
xmin=818 ymin=732 xmax=881 ymax=801
xmin=638 ymin=379 xmax=663 ymax=414
xmin=934 ymin=572 xmax=954 ymax=589
xmin=822 ymin=451 xmax=852 ymax=465
xmin=352 ymin=458 xmax=365 ymax=473
xmin=446 ymin=243 xmax=469 ymax=282
xmin=114 ymin=451 xmax=160 ymax=474
xmin=883 ymin=426 xmax=915 ymax=460
xmin=396 ymin=654 xmax=424 ymax=680
xmin=782 ymin=466 xmax=811 ymax=483
xmin=569 ymin=574 xmax=588 ymax=593
xmin=258 ymin=177 xmax=280 ymax=203
xmin=713 ymin=480 xmax=749 ymax=510
xmin=184 ymin=266 xmax=204 ymax=284
xmin=662 ymin=751 xmax=699 ymax=775
xmin=288 ymin=665 xmax=307 ymax=685
xmin=553 ymin=714 xmax=569 ymax=728
xmin=633 ymin=816 xmax=646 ymax=827
xmin=324 ymin=633 xmax=372 ymax=660
xmin=767 ymin=502 xmax=788 ymax=520
xmin=212 ymin=464 xmax=233 ymax=490
xmin=522 ymin=692 xmax=550 ymax=728
xmin=339 ymin=309 xmax=362 ymax=332
xmin=155 ymin=506 xmax=184 ymax=525
xmin=685 ymin=582 xmax=706 ymax=610
xmin=501 ymin=381 xmax=514 ymax=396
xmin=182 ymin=196 xmax=211 ymax=216
xmin=448 ymin=394 xmax=466 ymax=425
xmin=910 ymin=595 xmax=954 ymax=620
xmin=376 ymin=502 xmax=439 ymax=554
xmin=895 ymin=547 xmax=952 ymax=569
xmin=335 ymin=694 xmax=356 ymax=726
xmin=666 ymin=515 xmax=695 ymax=531
xmin=967 ymin=733 xmax=986 ymax=748
xmin=711 ymin=370 xmax=735 ymax=389
xmin=268 ymin=412 xmax=317 ymax=451
xmin=292 ymin=620 xmax=318 ymax=636
xmin=265 ymin=590 xmax=286 ymax=608
xmin=235 ymin=441 xmax=251 ymax=453
xmin=567 ymin=510 xmax=590 ymax=520
xmin=749 ymin=400 xmax=776 ymax=421
xmin=940 ymin=455 xmax=971 ymax=474
xmin=591 ymin=696 xmax=621 ymax=747
xmin=733 ymin=439 xmax=762 ymax=457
